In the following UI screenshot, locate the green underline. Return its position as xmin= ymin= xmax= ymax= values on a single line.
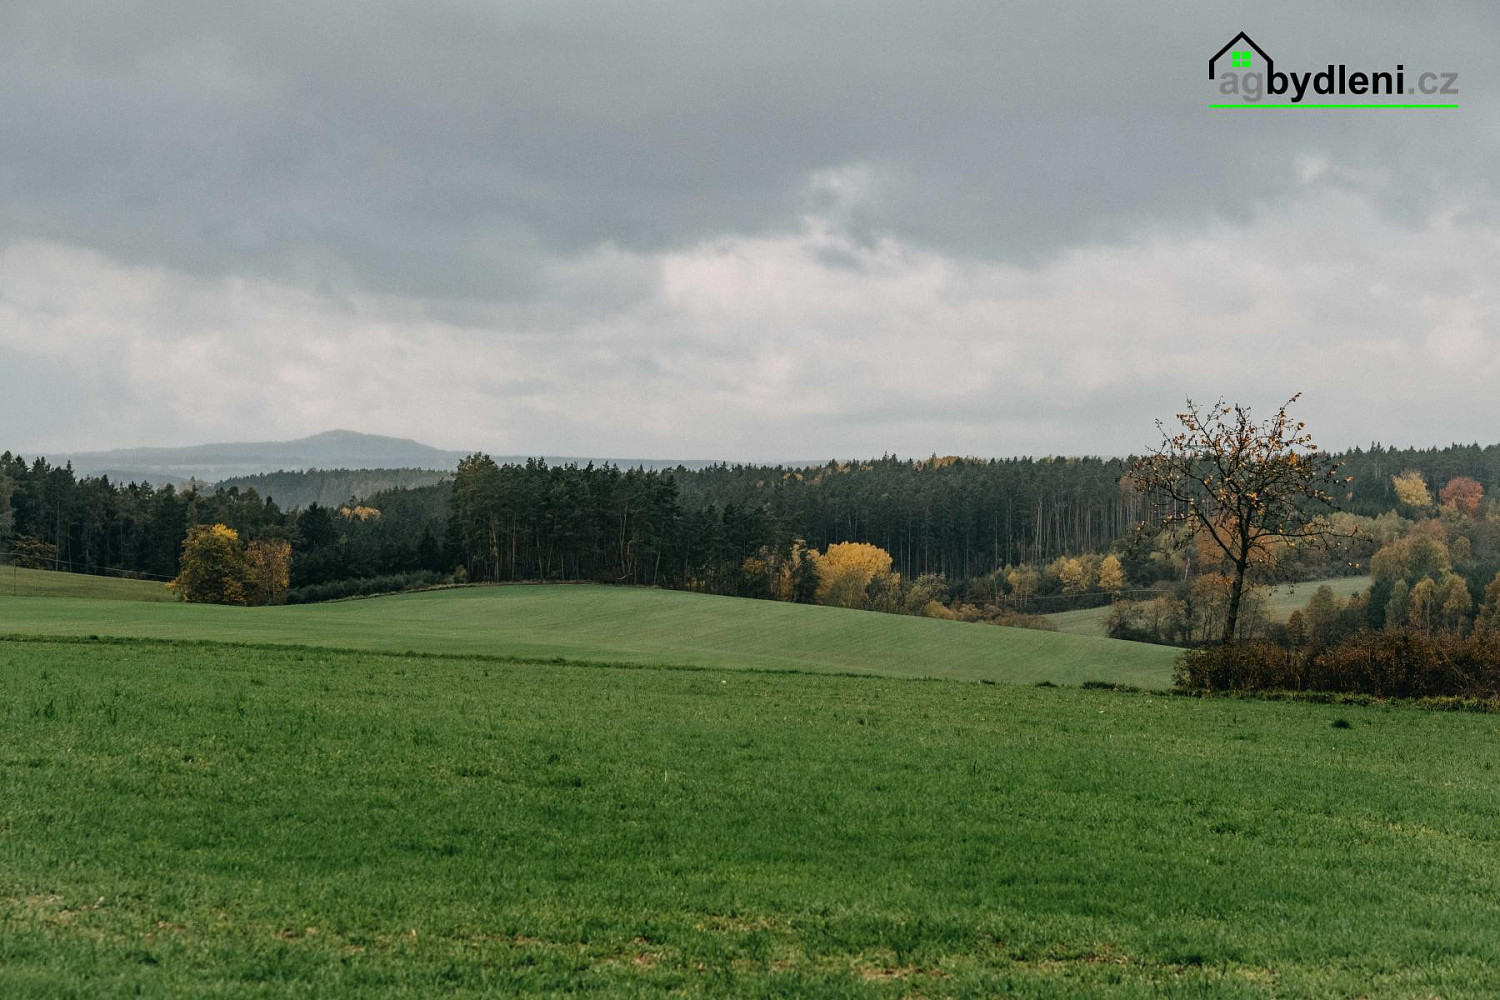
xmin=1209 ymin=103 xmax=1458 ymax=109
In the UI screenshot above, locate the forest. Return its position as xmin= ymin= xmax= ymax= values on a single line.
xmin=3 ymin=440 xmax=1499 ymax=615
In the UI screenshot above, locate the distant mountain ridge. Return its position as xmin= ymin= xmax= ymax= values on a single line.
xmin=49 ymin=431 xmax=473 ymax=484
xmin=41 ymin=430 xmax=729 ymax=487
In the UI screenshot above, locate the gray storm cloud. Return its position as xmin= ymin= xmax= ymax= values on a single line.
xmin=1 ymin=1 xmax=1497 ymax=458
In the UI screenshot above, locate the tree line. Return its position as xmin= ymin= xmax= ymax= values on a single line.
xmin=0 ymin=450 xmax=447 ymax=597
xmin=6 ymin=437 xmax=1500 ymax=613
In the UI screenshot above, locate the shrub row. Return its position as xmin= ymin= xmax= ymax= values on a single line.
xmin=1177 ymin=629 xmax=1500 ymax=699
xmin=284 ymin=571 xmax=451 ymax=605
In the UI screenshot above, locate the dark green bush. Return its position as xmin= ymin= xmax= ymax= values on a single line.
xmin=284 ymin=571 xmax=450 ymax=605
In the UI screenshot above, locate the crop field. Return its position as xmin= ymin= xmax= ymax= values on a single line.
xmin=1046 ymin=576 xmax=1375 ymax=637
xmin=3 ymin=637 xmax=1499 ymax=997
xmin=0 ymin=580 xmax=1179 ymax=688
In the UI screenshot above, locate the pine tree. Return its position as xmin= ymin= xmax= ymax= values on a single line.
xmin=0 ymin=469 xmax=13 ymax=551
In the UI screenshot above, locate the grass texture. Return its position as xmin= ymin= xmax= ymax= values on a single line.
xmin=0 ymin=581 xmax=1179 ymax=688
xmin=2 ymin=638 xmax=1497 ymax=997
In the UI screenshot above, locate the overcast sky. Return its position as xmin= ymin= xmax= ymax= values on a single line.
xmin=2 ymin=2 xmax=1496 ymax=460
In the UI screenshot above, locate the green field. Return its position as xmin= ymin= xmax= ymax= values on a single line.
xmin=0 ymin=581 xmax=1179 ymax=688
xmin=1046 ymin=576 xmax=1375 ymax=637
xmin=0 ymin=565 xmax=174 ymax=602
xmin=1045 ymin=603 xmax=1120 ymax=636
xmin=3 ymin=637 xmax=1498 ymax=997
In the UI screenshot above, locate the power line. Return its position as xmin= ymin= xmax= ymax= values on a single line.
xmin=0 ymin=551 xmax=175 ymax=582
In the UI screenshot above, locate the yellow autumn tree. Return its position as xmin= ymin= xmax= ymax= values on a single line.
xmin=1391 ymin=470 xmax=1432 ymax=511
xmin=1438 ymin=572 xmax=1472 ymax=633
xmin=902 ymin=573 xmax=951 ymax=617
xmin=1005 ymin=566 xmax=1040 ymax=607
xmin=169 ymin=524 xmax=248 ymax=605
xmin=1407 ymin=577 xmax=1439 ymax=632
xmin=1056 ymin=556 xmax=1092 ymax=595
xmin=1369 ymin=531 xmax=1450 ymax=584
xmin=339 ymin=505 xmax=382 ymax=521
xmin=1097 ymin=553 xmax=1126 ymax=593
xmin=813 ymin=542 xmax=897 ymax=609
xmin=245 ymin=538 xmax=292 ymax=606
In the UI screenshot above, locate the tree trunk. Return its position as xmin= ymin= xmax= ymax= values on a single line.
xmin=1223 ymin=558 xmax=1247 ymax=644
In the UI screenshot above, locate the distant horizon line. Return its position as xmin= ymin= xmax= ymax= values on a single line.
xmin=14 ymin=425 xmax=1500 ymax=477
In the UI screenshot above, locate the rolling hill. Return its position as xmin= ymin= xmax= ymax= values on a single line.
xmin=0 ymin=579 xmax=1180 ymax=687
xmin=33 ymin=429 xmax=741 ymax=487
xmin=43 ymin=430 xmax=473 ymax=484
xmin=0 ymin=565 xmax=175 ymax=602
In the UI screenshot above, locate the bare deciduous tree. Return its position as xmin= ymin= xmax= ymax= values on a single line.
xmin=1133 ymin=394 xmax=1346 ymax=643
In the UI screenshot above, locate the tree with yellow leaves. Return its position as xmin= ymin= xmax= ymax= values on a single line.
xmin=813 ymin=541 xmax=898 ymax=609
xmin=1369 ymin=526 xmax=1450 ymax=584
xmin=1406 ymin=577 xmax=1439 ymax=633
xmin=1438 ymin=572 xmax=1472 ymax=634
xmin=1391 ymin=470 xmax=1432 ymax=512
xmin=1056 ymin=556 xmax=1092 ymax=595
xmin=902 ymin=573 xmax=951 ymax=617
xmin=1097 ymin=553 xmax=1127 ymax=593
xmin=169 ymin=524 xmax=248 ymax=605
xmin=245 ymin=538 xmax=292 ymax=606
xmin=1005 ymin=566 xmax=1040 ymax=607
xmin=338 ymin=505 xmax=382 ymax=521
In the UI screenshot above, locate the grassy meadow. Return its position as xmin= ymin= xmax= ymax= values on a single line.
xmin=1045 ymin=575 xmax=1375 ymax=637
xmin=3 ymin=637 xmax=1499 ymax=997
xmin=0 ymin=580 xmax=1179 ymax=688
xmin=0 ymin=565 xmax=174 ymax=602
